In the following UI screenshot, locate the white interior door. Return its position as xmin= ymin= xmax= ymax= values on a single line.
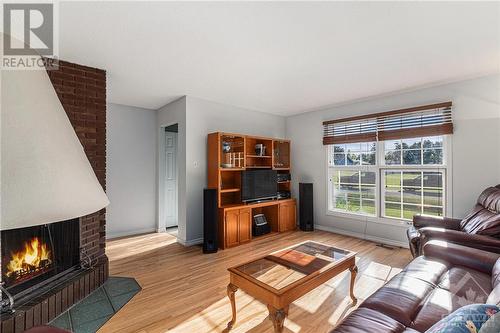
xmin=165 ymin=131 xmax=178 ymax=228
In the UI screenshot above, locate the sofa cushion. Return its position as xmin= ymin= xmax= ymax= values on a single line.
xmin=361 ymin=273 xmax=434 ymax=327
xmin=478 ymin=187 xmax=500 ymax=213
xmin=331 ymin=307 xmax=409 ymax=333
xmin=412 ymin=266 xmax=491 ymax=332
xmin=359 ymin=257 xmax=448 ymax=327
xmin=437 ymin=267 xmax=492 ymax=302
xmin=401 ymin=256 xmax=449 ymax=284
xmin=460 ymin=187 xmax=500 ymax=237
xmin=411 ymin=265 xmax=492 ymax=331
xmin=412 ymin=288 xmax=461 ymax=332
xmin=460 ymin=206 xmax=500 ymax=237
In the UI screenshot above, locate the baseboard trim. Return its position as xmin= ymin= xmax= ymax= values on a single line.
xmin=177 ymin=237 xmax=203 ymax=247
xmin=315 ymin=224 xmax=409 ymax=248
xmin=107 ymin=228 xmax=157 ymax=240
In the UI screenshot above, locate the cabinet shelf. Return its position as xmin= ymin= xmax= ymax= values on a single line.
xmin=220 ymin=168 xmax=245 ymax=171
xmin=246 ymin=166 xmax=272 ymax=169
xmin=246 ymin=155 xmax=272 ymax=158
xmin=220 ymin=188 xmax=241 ymax=193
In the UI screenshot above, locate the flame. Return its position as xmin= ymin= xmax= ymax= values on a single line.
xmin=6 ymin=237 xmax=52 ymax=278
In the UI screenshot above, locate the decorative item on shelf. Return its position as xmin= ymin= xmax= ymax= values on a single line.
xmin=255 ymin=144 xmax=266 ymax=156
xmin=234 ymin=152 xmax=244 ymax=167
xmin=221 ymin=152 xmax=244 ymax=168
xmin=222 ymin=151 xmax=233 ymax=168
xmin=222 ymin=141 xmax=231 ymax=153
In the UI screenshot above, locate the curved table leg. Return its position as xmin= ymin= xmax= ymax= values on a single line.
xmin=267 ymin=305 xmax=288 ymax=333
xmin=349 ymin=265 xmax=358 ymax=305
xmin=226 ymin=283 xmax=239 ymax=330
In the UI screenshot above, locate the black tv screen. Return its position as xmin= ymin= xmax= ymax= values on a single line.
xmin=241 ymin=170 xmax=277 ymax=202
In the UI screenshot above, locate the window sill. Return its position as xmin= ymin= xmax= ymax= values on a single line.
xmin=326 ymin=210 xmax=410 ymax=228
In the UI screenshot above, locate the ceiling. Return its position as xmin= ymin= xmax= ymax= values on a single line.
xmin=59 ymin=1 xmax=500 ymax=116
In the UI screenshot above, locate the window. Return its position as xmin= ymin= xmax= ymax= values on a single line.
xmin=328 ymin=142 xmax=377 ymax=217
xmin=384 ymin=136 xmax=443 ymax=165
xmin=383 ymin=170 xmax=444 ymax=220
xmin=331 ymin=170 xmax=376 ymax=215
xmin=328 ymin=136 xmax=448 ymax=222
xmin=331 ymin=142 xmax=376 ymax=166
xmin=324 ymin=102 xmax=452 ymax=222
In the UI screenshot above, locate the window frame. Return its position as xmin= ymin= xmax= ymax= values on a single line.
xmin=380 ymin=168 xmax=446 ymax=221
xmin=328 ymin=168 xmax=379 ymax=218
xmin=326 ymin=135 xmax=452 ymax=226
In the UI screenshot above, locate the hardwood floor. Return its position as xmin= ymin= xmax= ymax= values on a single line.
xmin=101 ymin=230 xmax=412 ymax=333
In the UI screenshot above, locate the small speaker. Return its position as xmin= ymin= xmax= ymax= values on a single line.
xmin=203 ymin=188 xmax=218 ymax=253
xmin=299 ymin=183 xmax=314 ymax=231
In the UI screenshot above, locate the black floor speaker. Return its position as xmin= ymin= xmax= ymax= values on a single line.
xmin=203 ymin=188 xmax=218 ymax=253
xmin=299 ymin=183 xmax=314 ymax=231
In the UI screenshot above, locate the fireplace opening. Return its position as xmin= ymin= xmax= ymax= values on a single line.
xmin=4 ymin=235 xmax=54 ymax=287
xmin=1 ymin=219 xmax=80 ymax=299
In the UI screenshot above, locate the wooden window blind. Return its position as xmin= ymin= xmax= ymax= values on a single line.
xmin=322 ymin=102 xmax=453 ymax=145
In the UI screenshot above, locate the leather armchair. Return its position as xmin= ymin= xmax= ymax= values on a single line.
xmin=407 ymin=185 xmax=500 ymax=257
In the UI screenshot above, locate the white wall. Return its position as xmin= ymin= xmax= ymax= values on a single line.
xmin=106 ymin=103 xmax=157 ymax=238
xmin=286 ymin=74 xmax=500 ymax=246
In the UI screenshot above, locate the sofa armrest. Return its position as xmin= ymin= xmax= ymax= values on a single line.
xmin=419 ymin=227 xmax=500 ymax=254
xmin=413 ymin=214 xmax=461 ymax=230
xmin=423 ymin=240 xmax=500 ymax=274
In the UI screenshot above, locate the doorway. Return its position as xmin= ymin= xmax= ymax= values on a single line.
xmin=164 ymin=124 xmax=178 ymax=231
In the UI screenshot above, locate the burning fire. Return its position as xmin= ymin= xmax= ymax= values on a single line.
xmin=6 ymin=237 xmax=52 ymax=278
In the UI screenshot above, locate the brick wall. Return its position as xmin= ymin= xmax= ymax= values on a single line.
xmin=46 ymin=60 xmax=107 ymax=261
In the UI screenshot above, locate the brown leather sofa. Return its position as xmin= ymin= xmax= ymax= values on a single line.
xmin=407 ymin=185 xmax=500 ymax=257
xmin=331 ymin=240 xmax=500 ymax=333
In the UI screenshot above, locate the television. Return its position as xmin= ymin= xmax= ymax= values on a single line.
xmin=241 ymin=170 xmax=277 ymax=203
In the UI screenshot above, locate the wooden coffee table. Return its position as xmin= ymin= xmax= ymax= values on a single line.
xmin=226 ymin=241 xmax=357 ymax=332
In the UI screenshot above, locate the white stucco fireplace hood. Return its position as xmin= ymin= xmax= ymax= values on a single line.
xmin=1 ymin=54 xmax=109 ymax=231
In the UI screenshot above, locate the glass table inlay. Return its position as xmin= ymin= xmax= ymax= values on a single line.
xmin=234 ymin=241 xmax=354 ymax=290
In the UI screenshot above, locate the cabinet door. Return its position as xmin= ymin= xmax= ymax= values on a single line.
xmin=225 ymin=210 xmax=240 ymax=248
xmin=238 ymin=208 xmax=252 ymax=243
xmin=279 ymin=203 xmax=289 ymax=232
xmin=279 ymin=202 xmax=296 ymax=232
xmin=287 ymin=202 xmax=297 ymax=231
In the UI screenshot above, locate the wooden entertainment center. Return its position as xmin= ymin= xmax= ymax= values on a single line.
xmin=207 ymin=132 xmax=296 ymax=249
